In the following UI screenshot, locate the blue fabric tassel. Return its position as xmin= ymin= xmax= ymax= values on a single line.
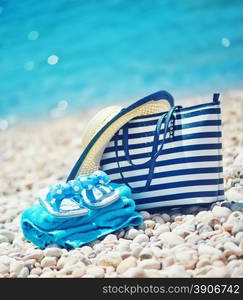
xmin=21 ymin=184 xmax=143 ymax=249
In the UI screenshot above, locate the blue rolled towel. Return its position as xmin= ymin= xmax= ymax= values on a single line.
xmin=21 ymin=184 xmax=143 ymax=249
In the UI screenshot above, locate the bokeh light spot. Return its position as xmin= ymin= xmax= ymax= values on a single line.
xmin=47 ymin=55 xmax=59 ymax=65
xmin=28 ymin=30 xmax=39 ymax=41
xmin=221 ymin=37 xmax=231 ymax=47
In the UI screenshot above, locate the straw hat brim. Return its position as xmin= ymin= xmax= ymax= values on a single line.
xmin=67 ymin=91 xmax=174 ymax=181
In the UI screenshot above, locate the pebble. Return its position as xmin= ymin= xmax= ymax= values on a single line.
xmin=139 ymin=248 xmax=153 ymax=260
xmin=152 ymin=216 xmax=165 ymax=224
xmin=9 ymin=260 xmax=25 ymax=276
xmin=28 ymin=274 xmax=39 ymax=278
xmin=80 ymin=246 xmax=93 ymax=256
xmin=233 ymin=151 xmax=243 ymax=167
xmin=86 ymin=266 xmax=104 ymax=278
xmin=18 ymin=267 xmax=29 ymax=278
xmin=144 ymin=228 xmax=153 ymax=237
xmin=72 ymin=267 xmax=86 ymax=278
xmin=158 ymin=232 xmax=184 ymax=248
xmin=116 ymin=256 xmax=137 ymax=274
xmin=205 ymin=267 xmax=228 ymax=278
xmin=41 ymin=257 xmax=57 ymax=268
xmin=0 ymin=234 xmax=8 ymax=244
xmin=231 ymin=267 xmax=243 ymax=277
xmin=133 ymin=233 xmax=149 ymax=244
xmin=23 ymin=249 xmax=44 ymax=261
xmin=30 ymin=267 xmax=42 ymax=276
xmin=97 ymin=252 xmax=122 ymax=267
xmin=0 ymin=230 xmax=15 ymax=242
xmin=122 ymin=267 xmax=146 ymax=278
xmin=153 ymin=224 xmax=170 ymax=236
xmin=140 ymin=211 xmax=151 ymax=220
xmin=82 ymin=274 xmax=95 ymax=278
xmin=131 ymin=246 xmax=143 ymax=258
xmin=198 ymin=245 xmax=223 ymax=258
xmin=164 ymin=264 xmax=191 ymax=277
xmin=174 ymin=250 xmax=198 ymax=269
xmin=144 ymin=269 xmax=167 ymax=278
xmin=226 ymin=187 xmax=243 ymax=202
xmin=57 ymin=256 xmax=79 ymax=269
xmin=0 ymin=263 xmax=9 ymax=274
xmin=40 ymin=271 xmax=56 ymax=278
xmin=102 ymin=234 xmax=118 ymax=244
xmin=161 ymin=213 xmax=170 ymax=222
xmin=196 ymin=259 xmax=210 ymax=269
xmin=224 ymin=241 xmax=242 ymax=256
xmin=151 ymin=247 xmax=163 ymax=258
xmin=126 ymin=228 xmax=140 ymax=240
xmin=235 ymin=232 xmax=243 ymax=244
xmin=232 ymin=220 xmax=243 ymax=234
xmin=138 ymin=259 xmax=160 ymax=270
xmin=24 ymin=259 xmax=36 ymax=268
xmin=212 ymin=206 xmax=232 ymax=219
xmin=144 ymin=220 xmax=155 ymax=229
xmin=93 ymin=243 xmax=105 ymax=253
xmin=43 ymin=247 xmax=62 ymax=258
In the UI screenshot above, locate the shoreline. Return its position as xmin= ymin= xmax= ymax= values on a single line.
xmin=1 ymin=87 xmax=242 ymax=133
xmin=0 ymin=88 xmax=242 ymax=278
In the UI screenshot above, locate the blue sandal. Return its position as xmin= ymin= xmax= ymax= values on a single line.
xmin=38 ymin=171 xmax=120 ymax=218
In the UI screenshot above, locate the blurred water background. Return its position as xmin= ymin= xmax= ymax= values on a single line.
xmin=0 ymin=0 xmax=243 ymax=128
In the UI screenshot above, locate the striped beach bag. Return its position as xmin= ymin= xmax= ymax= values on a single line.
xmin=100 ymin=92 xmax=224 ymax=211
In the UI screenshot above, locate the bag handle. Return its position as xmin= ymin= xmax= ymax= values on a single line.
xmin=114 ymin=106 xmax=181 ymax=192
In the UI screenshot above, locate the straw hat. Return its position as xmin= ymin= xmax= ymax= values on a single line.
xmin=67 ymin=91 xmax=174 ymax=181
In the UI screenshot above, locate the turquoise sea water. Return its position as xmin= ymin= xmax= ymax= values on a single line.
xmin=0 ymin=0 xmax=243 ymax=126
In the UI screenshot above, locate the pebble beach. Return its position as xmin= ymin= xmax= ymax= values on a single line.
xmin=0 ymin=90 xmax=242 ymax=278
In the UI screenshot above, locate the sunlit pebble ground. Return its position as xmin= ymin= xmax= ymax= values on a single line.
xmin=0 ymin=90 xmax=242 ymax=278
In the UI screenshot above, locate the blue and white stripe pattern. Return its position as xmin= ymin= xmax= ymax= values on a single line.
xmin=100 ymin=100 xmax=224 ymax=211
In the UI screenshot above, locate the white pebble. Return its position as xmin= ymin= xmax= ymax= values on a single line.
xmin=144 ymin=220 xmax=155 ymax=229
xmin=161 ymin=213 xmax=170 ymax=222
xmin=97 ymin=252 xmax=122 ymax=267
xmin=0 ymin=234 xmax=8 ymax=244
xmin=212 ymin=206 xmax=232 ymax=219
xmin=139 ymin=248 xmax=153 ymax=260
xmin=164 ymin=264 xmax=191 ymax=277
xmin=133 ymin=234 xmax=149 ymax=244
xmin=198 ymin=244 xmax=223 ymax=258
xmin=9 ymin=260 xmax=25 ymax=276
xmin=43 ymin=247 xmax=62 ymax=258
xmin=138 ymin=259 xmax=160 ymax=270
xmin=126 ymin=228 xmax=139 ymax=240
xmin=117 ymin=256 xmax=137 ymax=274
xmin=140 ymin=211 xmax=151 ymax=220
xmin=23 ymin=249 xmax=44 ymax=261
xmin=0 ymin=230 xmax=15 ymax=242
xmin=102 ymin=234 xmax=118 ymax=244
xmin=80 ymin=246 xmax=93 ymax=256
xmin=158 ymin=232 xmax=184 ymax=248
xmin=41 ymin=257 xmax=57 ymax=268
xmin=0 ymin=263 xmax=9 ymax=274
xmin=86 ymin=266 xmax=104 ymax=278
xmin=122 ymin=267 xmax=146 ymax=278
xmin=226 ymin=187 xmax=243 ymax=202
xmin=18 ymin=267 xmax=29 ymax=278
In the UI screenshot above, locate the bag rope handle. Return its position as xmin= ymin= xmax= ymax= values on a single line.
xmin=114 ymin=105 xmax=182 ymax=192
